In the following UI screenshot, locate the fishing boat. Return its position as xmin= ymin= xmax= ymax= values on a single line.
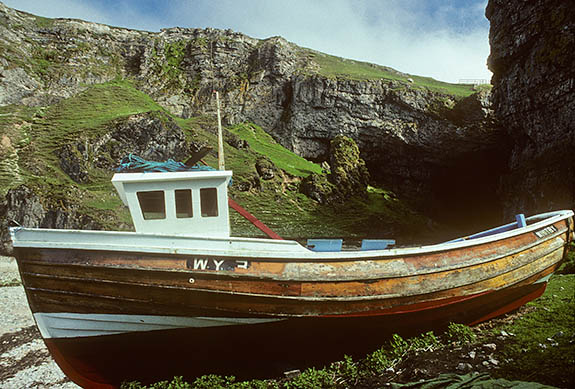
xmin=9 ymin=160 xmax=574 ymax=387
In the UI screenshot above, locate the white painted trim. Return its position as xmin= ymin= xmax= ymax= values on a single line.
xmin=10 ymin=210 xmax=574 ymax=260
xmin=33 ymin=312 xmax=284 ymax=339
xmin=534 ymin=273 xmax=553 ymax=284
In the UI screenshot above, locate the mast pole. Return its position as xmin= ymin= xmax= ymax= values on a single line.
xmin=215 ymin=91 xmax=225 ymax=171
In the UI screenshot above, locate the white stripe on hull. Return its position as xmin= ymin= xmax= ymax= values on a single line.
xmin=534 ymin=273 xmax=553 ymax=284
xmin=34 ymin=312 xmax=284 ymax=339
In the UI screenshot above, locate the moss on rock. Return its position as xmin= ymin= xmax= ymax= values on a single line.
xmin=301 ymin=136 xmax=369 ymax=204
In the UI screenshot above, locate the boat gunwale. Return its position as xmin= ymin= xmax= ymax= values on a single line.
xmin=16 ymin=229 xmax=566 ymax=282
xmin=9 ymin=210 xmax=574 ymax=260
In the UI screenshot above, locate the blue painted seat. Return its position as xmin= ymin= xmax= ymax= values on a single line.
xmin=361 ymin=239 xmax=396 ymax=250
xmin=307 ymin=239 xmax=343 ymax=252
xmin=515 ymin=214 xmax=527 ymax=228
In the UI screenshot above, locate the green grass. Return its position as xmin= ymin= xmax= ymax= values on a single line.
xmin=35 ymin=79 xmax=162 ymax=141
xmin=0 ymin=105 xmax=38 ymax=195
xmin=304 ymin=49 xmax=478 ymax=98
xmin=489 ymin=274 xmax=575 ymax=388
xmin=228 ymin=183 xmax=426 ymax=241
xmin=227 ymin=123 xmax=322 ymax=177
xmin=33 ymin=15 xmax=55 ymax=29
xmin=26 ymin=80 xmax=163 ymax=178
xmin=305 ymin=50 xmax=406 ymax=81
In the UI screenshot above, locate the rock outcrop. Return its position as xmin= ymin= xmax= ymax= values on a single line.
xmin=274 ymin=75 xmax=507 ymax=224
xmin=58 ymin=111 xmax=195 ymax=183
xmin=0 ymin=186 xmax=103 ymax=253
xmin=301 ymin=136 xmax=369 ymax=204
xmin=487 ymin=0 xmax=575 ymax=217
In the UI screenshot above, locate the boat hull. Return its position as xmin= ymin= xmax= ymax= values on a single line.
xmin=40 ymin=280 xmax=548 ymax=387
xmin=10 ymin=210 xmax=574 ymax=387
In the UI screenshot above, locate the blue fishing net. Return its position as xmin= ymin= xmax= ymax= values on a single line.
xmin=116 ymin=154 xmax=215 ymax=173
xmin=116 ymin=154 xmax=232 ymax=186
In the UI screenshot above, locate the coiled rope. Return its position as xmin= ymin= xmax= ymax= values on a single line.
xmin=116 ymin=154 xmax=215 ymax=173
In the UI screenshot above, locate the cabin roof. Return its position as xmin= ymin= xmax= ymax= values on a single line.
xmin=112 ymin=170 xmax=232 ymax=205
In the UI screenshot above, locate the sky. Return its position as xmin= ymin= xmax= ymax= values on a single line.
xmin=3 ymin=0 xmax=492 ymax=83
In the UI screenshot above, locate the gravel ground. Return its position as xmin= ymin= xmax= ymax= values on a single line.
xmin=0 ymin=256 xmax=79 ymax=389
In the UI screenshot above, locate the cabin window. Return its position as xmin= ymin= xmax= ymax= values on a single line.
xmin=175 ymin=189 xmax=193 ymax=218
xmin=200 ymin=188 xmax=218 ymax=217
xmin=137 ymin=191 xmax=166 ymax=220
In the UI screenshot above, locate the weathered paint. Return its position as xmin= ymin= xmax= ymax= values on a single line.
xmin=10 ymin=209 xmax=575 ymax=387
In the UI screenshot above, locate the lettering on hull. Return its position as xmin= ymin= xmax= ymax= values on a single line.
xmin=186 ymin=257 xmax=250 ymax=271
xmin=534 ymin=225 xmax=557 ymax=239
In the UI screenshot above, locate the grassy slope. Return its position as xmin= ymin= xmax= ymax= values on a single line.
xmin=1 ymin=80 xmax=426 ymax=241
xmin=302 ymin=49 xmax=481 ymax=98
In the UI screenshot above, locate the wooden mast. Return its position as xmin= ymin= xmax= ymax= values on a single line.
xmin=215 ymin=91 xmax=225 ymax=171
xmin=212 ymin=90 xmax=282 ymax=239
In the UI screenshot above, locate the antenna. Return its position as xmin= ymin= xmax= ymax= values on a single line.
xmin=214 ymin=90 xmax=225 ymax=170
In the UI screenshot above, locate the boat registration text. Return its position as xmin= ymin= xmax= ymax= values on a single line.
xmin=186 ymin=257 xmax=250 ymax=271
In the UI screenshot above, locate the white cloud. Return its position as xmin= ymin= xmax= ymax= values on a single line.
xmin=2 ymin=0 xmax=164 ymax=31
xmin=3 ymin=0 xmax=492 ymax=83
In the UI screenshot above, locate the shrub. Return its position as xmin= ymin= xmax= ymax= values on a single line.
xmin=445 ymin=322 xmax=476 ymax=344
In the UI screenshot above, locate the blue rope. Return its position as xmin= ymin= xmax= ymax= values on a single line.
xmin=116 ymin=154 xmax=216 ymax=173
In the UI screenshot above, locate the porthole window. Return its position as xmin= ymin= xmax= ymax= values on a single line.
xmin=137 ymin=191 xmax=166 ymax=220
xmin=175 ymin=189 xmax=193 ymax=218
xmin=200 ymin=188 xmax=218 ymax=217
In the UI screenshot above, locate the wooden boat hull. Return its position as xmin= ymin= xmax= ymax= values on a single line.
xmin=10 ymin=210 xmax=574 ymax=387
xmin=39 ymin=281 xmax=548 ymax=387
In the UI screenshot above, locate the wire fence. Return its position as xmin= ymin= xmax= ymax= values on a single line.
xmin=458 ymin=79 xmax=490 ymax=86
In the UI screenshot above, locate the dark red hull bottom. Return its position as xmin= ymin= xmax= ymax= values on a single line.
xmin=43 ymin=282 xmax=546 ymax=388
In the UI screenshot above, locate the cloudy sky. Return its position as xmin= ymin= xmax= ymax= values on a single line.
xmin=4 ymin=0 xmax=492 ymax=83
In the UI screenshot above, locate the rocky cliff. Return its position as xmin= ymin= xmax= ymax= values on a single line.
xmin=0 ymin=2 xmax=506 ymax=227
xmin=487 ymin=0 xmax=575 ymax=218
xmin=0 ymin=3 xmax=520 ymax=249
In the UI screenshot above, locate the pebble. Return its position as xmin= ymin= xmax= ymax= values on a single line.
xmin=456 ymin=363 xmax=472 ymax=371
xmin=413 ymin=368 xmax=428 ymax=376
xmin=283 ymin=369 xmax=301 ymax=379
xmin=483 ymin=343 xmax=497 ymax=351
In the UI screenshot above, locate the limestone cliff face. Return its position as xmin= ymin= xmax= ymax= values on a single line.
xmin=270 ymin=76 xmax=507 ymax=223
xmin=487 ymin=0 xmax=575 ymax=217
xmin=0 ymin=2 xmax=504 ymax=224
